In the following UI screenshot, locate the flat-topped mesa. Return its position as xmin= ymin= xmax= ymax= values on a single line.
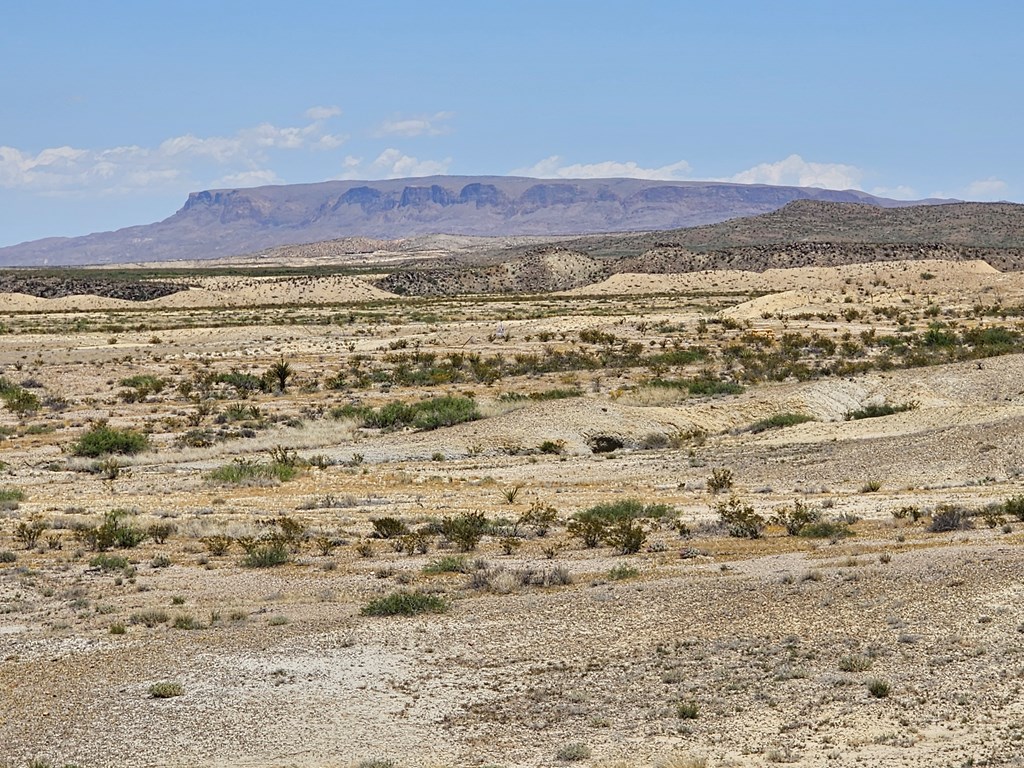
xmin=0 ymin=175 xmax=965 ymax=266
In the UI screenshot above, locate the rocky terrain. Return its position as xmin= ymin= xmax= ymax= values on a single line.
xmin=4 ymin=202 xmax=1024 ymax=768
xmin=0 ymin=178 xmax=941 ymax=267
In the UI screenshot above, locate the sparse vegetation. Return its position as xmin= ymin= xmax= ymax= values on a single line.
xmin=361 ymin=591 xmax=448 ymax=617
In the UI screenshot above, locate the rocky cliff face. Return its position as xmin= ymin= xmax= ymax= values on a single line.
xmin=0 ymin=176 xmax=936 ymax=266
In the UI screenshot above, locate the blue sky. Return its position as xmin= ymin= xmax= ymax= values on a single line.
xmin=1 ymin=0 xmax=1021 ymax=246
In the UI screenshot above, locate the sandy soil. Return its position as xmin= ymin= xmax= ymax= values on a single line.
xmin=2 ymin=259 xmax=1024 ymax=768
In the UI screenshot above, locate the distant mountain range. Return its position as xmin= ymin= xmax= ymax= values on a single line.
xmin=0 ymin=176 xmax=951 ymax=267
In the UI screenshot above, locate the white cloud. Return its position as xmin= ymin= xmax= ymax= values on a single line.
xmin=510 ymin=156 xmax=692 ymax=180
xmin=305 ymin=105 xmax=342 ymax=120
xmin=370 ymin=148 xmax=451 ymax=178
xmin=964 ymin=177 xmax=1008 ymax=200
xmin=724 ymin=154 xmax=863 ymax=190
xmin=375 ymin=111 xmax=454 ymax=137
xmin=871 ymin=184 xmax=918 ymax=200
xmin=0 ymin=112 xmax=348 ymax=195
xmin=215 ymin=169 xmax=282 ymax=188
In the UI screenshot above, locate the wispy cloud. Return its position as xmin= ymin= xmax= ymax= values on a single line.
xmin=964 ymin=177 xmax=1008 ymax=200
xmin=870 ymin=184 xmax=918 ymax=200
xmin=375 ymin=111 xmax=454 ymax=137
xmin=338 ymin=148 xmax=451 ymax=179
xmin=510 ymin=156 xmax=692 ymax=180
xmin=0 ymin=109 xmax=347 ymax=195
xmin=723 ymin=154 xmax=863 ymax=190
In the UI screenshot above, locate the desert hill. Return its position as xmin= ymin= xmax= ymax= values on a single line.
xmin=0 ymin=177 xmax=940 ymax=267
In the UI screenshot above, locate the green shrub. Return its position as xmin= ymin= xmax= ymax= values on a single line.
xmin=149 ymin=681 xmax=184 ymax=698
xmin=714 ymin=497 xmax=765 ymax=538
xmin=582 ymin=498 xmax=674 ymax=522
xmin=441 ymin=511 xmax=488 ymax=551
xmin=72 ymin=424 xmax=149 ymax=457
xmin=0 ymin=550 xmax=16 ymax=564
xmin=172 ymin=614 xmax=202 ymax=630
xmin=567 ymin=512 xmax=607 ymax=548
xmin=555 ymin=742 xmax=591 ymax=762
xmin=608 ymin=564 xmax=640 ymax=580
xmin=205 ymin=458 xmax=297 ymax=486
xmin=929 ymin=504 xmax=973 ymax=532
xmin=677 ymin=701 xmax=700 ymax=719
xmin=748 ymin=412 xmax=815 ymax=433
xmin=422 ymin=555 xmax=471 ymax=574
xmin=0 ymin=486 xmax=26 ymax=511
xmin=839 ymin=654 xmax=873 ymax=672
xmin=361 ymin=590 xmax=448 ymax=617
xmin=798 ymin=521 xmax=853 ymax=540
xmin=707 ymin=468 xmax=734 ymax=493
xmin=242 ymin=540 xmax=290 ymax=568
xmin=604 ymin=519 xmax=647 ymax=555
xmin=15 ymin=519 xmax=46 ymax=549
xmin=1004 ymin=494 xmax=1024 ymax=521
xmin=867 ymin=679 xmax=891 ymax=698
xmin=130 ymin=609 xmax=169 ymax=627
xmin=773 ymin=501 xmax=821 ymax=535
xmin=77 ymin=509 xmax=146 ymax=551
xmin=844 ymin=402 xmax=917 ymax=420
xmin=371 ymin=517 xmax=410 ymax=539
xmin=90 ymin=553 xmax=129 ymax=571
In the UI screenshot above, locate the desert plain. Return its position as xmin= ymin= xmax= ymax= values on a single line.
xmin=3 ymin=249 xmax=1024 ymax=768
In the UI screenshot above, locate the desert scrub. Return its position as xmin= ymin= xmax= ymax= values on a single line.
xmin=241 ymin=540 xmax=290 ymax=568
xmin=205 ymin=457 xmax=298 ymax=486
xmin=343 ymin=395 xmax=480 ymax=431
xmin=0 ymin=485 xmax=26 ymax=510
xmin=714 ymin=496 xmax=765 ymax=538
xmin=772 ymin=500 xmax=821 ymax=535
xmin=608 ymin=564 xmax=640 ymax=580
xmin=422 ymin=555 xmax=472 ymax=574
xmin=71 ymin=423 xmax=150 ymax=457
xmin=75 ymin=509 xmax=146 ymax=550
xmin=361 ymin=590 xmax=448 ymax=617
xmin=707 ymin=467 xmax=734 ymax=493
xmin=928 ymin=504 xmax=973 ymax=532
xmin=844 ymin=402 xmax=917 ymax=420
xmin=798 ymin=520 xmax=853 ymax=540
xmin=748 ymin=412 xmax=815 ymax=433
xmin=555 ymin=743 xmax=591 ymax=762
xmin=148 ymin=681 xmax=183 ymax=698
xmin=867 ymin=679 xmax=892 ymax=698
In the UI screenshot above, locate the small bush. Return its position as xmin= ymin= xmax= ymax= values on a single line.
xmin=173 ymin=614 xmax=202 ymax=630
xmin=90 ymin=553 xmax=129 ymax=571
xmin=839 ymin=654 xmax=873 ymax=672
xmin=72 ymin=424 xmax=149 ymax=457
xmin=867 ymin=679 xmax=891 ymax=698
xmin=605 ymin=519 xmax=647 ymax=555
xmin=149 ymin=681 xmax=184 ymax=698
xmin=707 ymin=468 xmax=734 ymax=494
xmin=242 ymin=540 xmax=290 ymax=568
xmin=205 ymin=458 xmax=297 ymax=486
xmin=845 ymin=402 xmax=917 ymax=421
xmin=798 ymin=521 xmax=853 ymax=540
xmin=0 ymin=550 xmax=16 ymax=564
xmin=423 ymin=555 xmax=471 ymax=574
xmin=15 ymin=519 xmax=46 ymax=549
xmin=714 ymin=496 xmax=765 ymax=539
xmin=748 ymin=412 xmax=815 ymax=433
xmin=608 ymin=564 xmax=640 ymax=580
xmin=677 ymin=701 xmax=700 ymax=719
xmin=773 ymin=500 xmax=821 ymax=535
xmin=201 ymin=535 xmax=233 ymax=555
xmin=130 ymin=609 xmax=169 ymax=627
xmin=1004 ymin=494 xmax=1024 ymax=521
xmin=147 ymin=523 xmax=176 ymax=544
xmin=555 ymin=742 xmax=591 ymax=762
xmin=371 ymin=517 xmax=410 ymax=539
xmin=928 ymin=504 xmax=973 ymax=533
xmin=361 ymin=590 xmax=448 ymax=617
xmin=441 ymin=511 xmax=488 ymax=551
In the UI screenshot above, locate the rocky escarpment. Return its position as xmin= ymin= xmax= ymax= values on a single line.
xmin=0 ymin=176 xmax=935 ymax=266
xmin=0 ymin=275 xmax=188 ymax=300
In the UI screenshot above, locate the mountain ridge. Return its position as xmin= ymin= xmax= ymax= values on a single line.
xmin=0 ymin=176 xmax=949 ymax=266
